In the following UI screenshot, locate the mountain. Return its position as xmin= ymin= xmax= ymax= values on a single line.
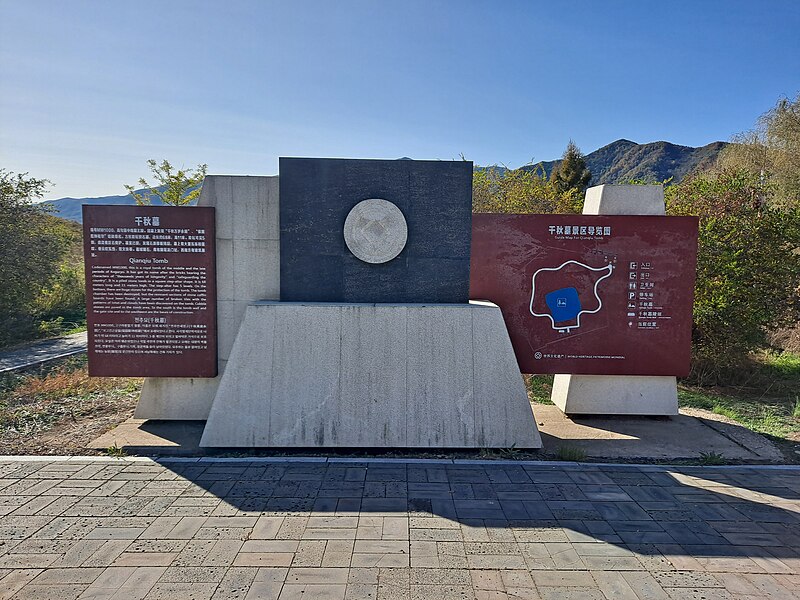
xmin=520 ymin=139 xmax=728 ymax=185
xmin=44 ymin=141 xmax=727 ymax=223
xmin=40 ymin=186 xmax=195 ymax=223
xmin=41 ymin=192 xmax=141 ymax=223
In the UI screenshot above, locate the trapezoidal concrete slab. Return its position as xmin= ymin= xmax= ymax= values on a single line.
xmin=200 ymin=301 xmax=542 ymax=448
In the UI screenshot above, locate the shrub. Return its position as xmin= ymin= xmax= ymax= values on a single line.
xmin=0 ymin=170 xmax=85 ymax=347
xmin=473 ymin=166 xmax=582 ymax=214
xmin=666 ymin=168 xmax=800 ymax=377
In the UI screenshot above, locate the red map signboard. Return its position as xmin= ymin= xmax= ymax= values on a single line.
xmin=83 ymin=205 xmax=217 ymax=377
xmin=470 ymin=214 xmax=698 ymax=376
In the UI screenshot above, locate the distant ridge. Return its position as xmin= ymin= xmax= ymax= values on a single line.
xmin=40 ymin=185 xmax=195 ymax=223
xmin=519 ymin=139 xmax=728 ymax=185
xmin=43 ymin=140 xmax=728 ymax=223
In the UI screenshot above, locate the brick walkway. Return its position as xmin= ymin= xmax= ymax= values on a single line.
xmin=0 ymin=458 xmax=798 ymax=599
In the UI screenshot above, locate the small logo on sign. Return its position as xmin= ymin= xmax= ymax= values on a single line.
xmin=534 ymin=352 xmax=543 ymax=360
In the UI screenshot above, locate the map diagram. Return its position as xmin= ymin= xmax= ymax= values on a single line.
xmin=529 ymin=260 xmax=614 ymax=333
xmin=470 ymin=213 xmax=699 ymax=375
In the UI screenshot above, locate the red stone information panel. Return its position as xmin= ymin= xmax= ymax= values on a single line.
xmin=83 ymin=205 xmax=217 ymax=377
xmin=470 ymin=214 xmax=698 ymax=376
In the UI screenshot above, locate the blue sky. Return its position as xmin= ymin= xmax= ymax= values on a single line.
xmin=1 ymin=0 xmax=798 ymax=200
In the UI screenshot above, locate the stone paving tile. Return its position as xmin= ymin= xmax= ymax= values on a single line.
xmin=0 ymin=460 xmax=798 ymax=598
xmin=144 ymin=581 xmax=218 ymax=600
xmin=0 ymin=569 xmax=43 ymax=599
xmin=113 ymin=551 xmax=177 ymax=567
xmin=209 ymin=567 xmax=257 ymax=600
xmin=79 ymin=540 xmax=132 ymax=568
xmin=30 ymin=566 xmax=103 ymax=585
xmin=160 ymin=565 xmax=228 ymax=583
xmin=11 ymin=583 xmax=88 ymax=600
xmin=322 ymin=539 xmax=356 ymax=567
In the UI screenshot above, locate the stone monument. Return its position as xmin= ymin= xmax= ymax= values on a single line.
xmin=134 ymin=158 xmax=541 ymax=448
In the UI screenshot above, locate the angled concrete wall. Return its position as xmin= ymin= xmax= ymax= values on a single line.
xmin=200 ymin=301 xmax=542 ymax=448
xmin=135 ymin=175 xmax=280 ymax=420
xmin=551 ymin=184 xmax=679 ymax=416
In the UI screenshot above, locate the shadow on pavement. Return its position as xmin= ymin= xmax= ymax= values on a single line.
xmin=153 ymin=458 xmax=800 ymax=564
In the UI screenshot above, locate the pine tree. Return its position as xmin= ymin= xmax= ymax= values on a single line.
xmin=550 ymin=141 xmax=592 ymax=194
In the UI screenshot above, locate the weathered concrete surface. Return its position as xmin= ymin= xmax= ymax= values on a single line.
xmin=536 ymin=405 xmax=783 ymax=462
xmin=200 ymin=301 xmax=542 ymax=448
xmin=680 ymin=407 xmax=785 ymax=462
xmin=552 ymin=183 xmax=679 ymax=416
xmin=551 ymin=375 xmax=679 ymax=416
xmin=135 ymin=175 xmax=280 ymax=420
xmin=583 ymin=183 xmax=666 ymax=216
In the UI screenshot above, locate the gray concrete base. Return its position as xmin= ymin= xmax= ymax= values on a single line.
xmin=535 ymin=405 xmax=782 ymax=462
xmin=551 ymin=374 xmax=679 ymax=415
xmin=200 ymin=301 xmax=542 ymax=448
xmin=134 ymin=175 xmax=280 ymax=421
xmin=135 ymin=377 xmax=221 ymax=421
xmin=583 ymin=183 xmax=666 ymax=216
xmin=551 ymin=183 xmax=680 ymax=416
xmin=88 ymin=419 xmax=206 ymax=455
xmin=88 ymin=406 xmax=783 ymax=462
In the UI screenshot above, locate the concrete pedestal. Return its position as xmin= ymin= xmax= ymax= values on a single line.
xmin=135 ymin=175 xmax=280 ymax=420
xmin=552 ymin=184 xmax=678 ymax=416
xmin=200 ymin=301 xmax=542 ymax=448
xmin=551 ymin=374 xmax=678 ymax=415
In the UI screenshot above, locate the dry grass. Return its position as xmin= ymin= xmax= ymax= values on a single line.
xmin=769 ymin=324 xmax=800 ymax=354
xmin=0 ymin=356 xmax=140 ymax=455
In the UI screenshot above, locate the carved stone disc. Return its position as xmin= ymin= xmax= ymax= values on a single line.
xmin=343 ymin=199 xmax=408 ymax=264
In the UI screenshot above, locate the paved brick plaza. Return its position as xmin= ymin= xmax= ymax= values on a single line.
xmin=0 ymin=458 xmax=797 ymax=599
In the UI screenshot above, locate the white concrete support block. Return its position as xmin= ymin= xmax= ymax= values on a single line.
xmin=551 ymin=184 xmax=678 ymax=416
xmin=551 ymin=374 xmax=678 ymax=415
xmin=200 ymin=301 xmax=542 ymax=448
xmin=583 ymin=184 xmax=666 ymax=216
xmin=135 ymin=175 xmax=280 ymax=421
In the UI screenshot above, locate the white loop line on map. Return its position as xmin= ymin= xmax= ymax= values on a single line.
xmin=529 ymin=260 xmax=614 ymax=333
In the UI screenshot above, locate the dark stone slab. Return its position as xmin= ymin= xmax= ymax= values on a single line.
xmin=279 ymin=157 xmax=473 ymax=303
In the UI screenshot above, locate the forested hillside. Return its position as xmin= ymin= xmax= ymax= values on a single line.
xmin=523 ymin=139 xmax=727 ymax=184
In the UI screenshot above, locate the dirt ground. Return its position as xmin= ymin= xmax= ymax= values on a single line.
xmin=0 ymin=357 xmax=139 ymax=456
xmin=1 ymin=355 xmax=797 ymax=463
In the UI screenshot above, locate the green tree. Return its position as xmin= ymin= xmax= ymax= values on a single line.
xmin=549 ymin=140 xmax=592 ymax=196
xmin=718 ymin=93 xmax=800 ymax=208
xmin=125 ymin=159 xmax=207 ymax=206
xmin=0 ymin=170 xmax=75 ymax=345
xmin=473 ymin=165 xmax=583 ymax=214
xmin=666 ymin=168 xmax=800 ymax=379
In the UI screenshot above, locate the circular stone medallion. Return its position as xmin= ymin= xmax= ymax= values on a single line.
xmin=343 ymin=199 xmax=408 ymax=264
